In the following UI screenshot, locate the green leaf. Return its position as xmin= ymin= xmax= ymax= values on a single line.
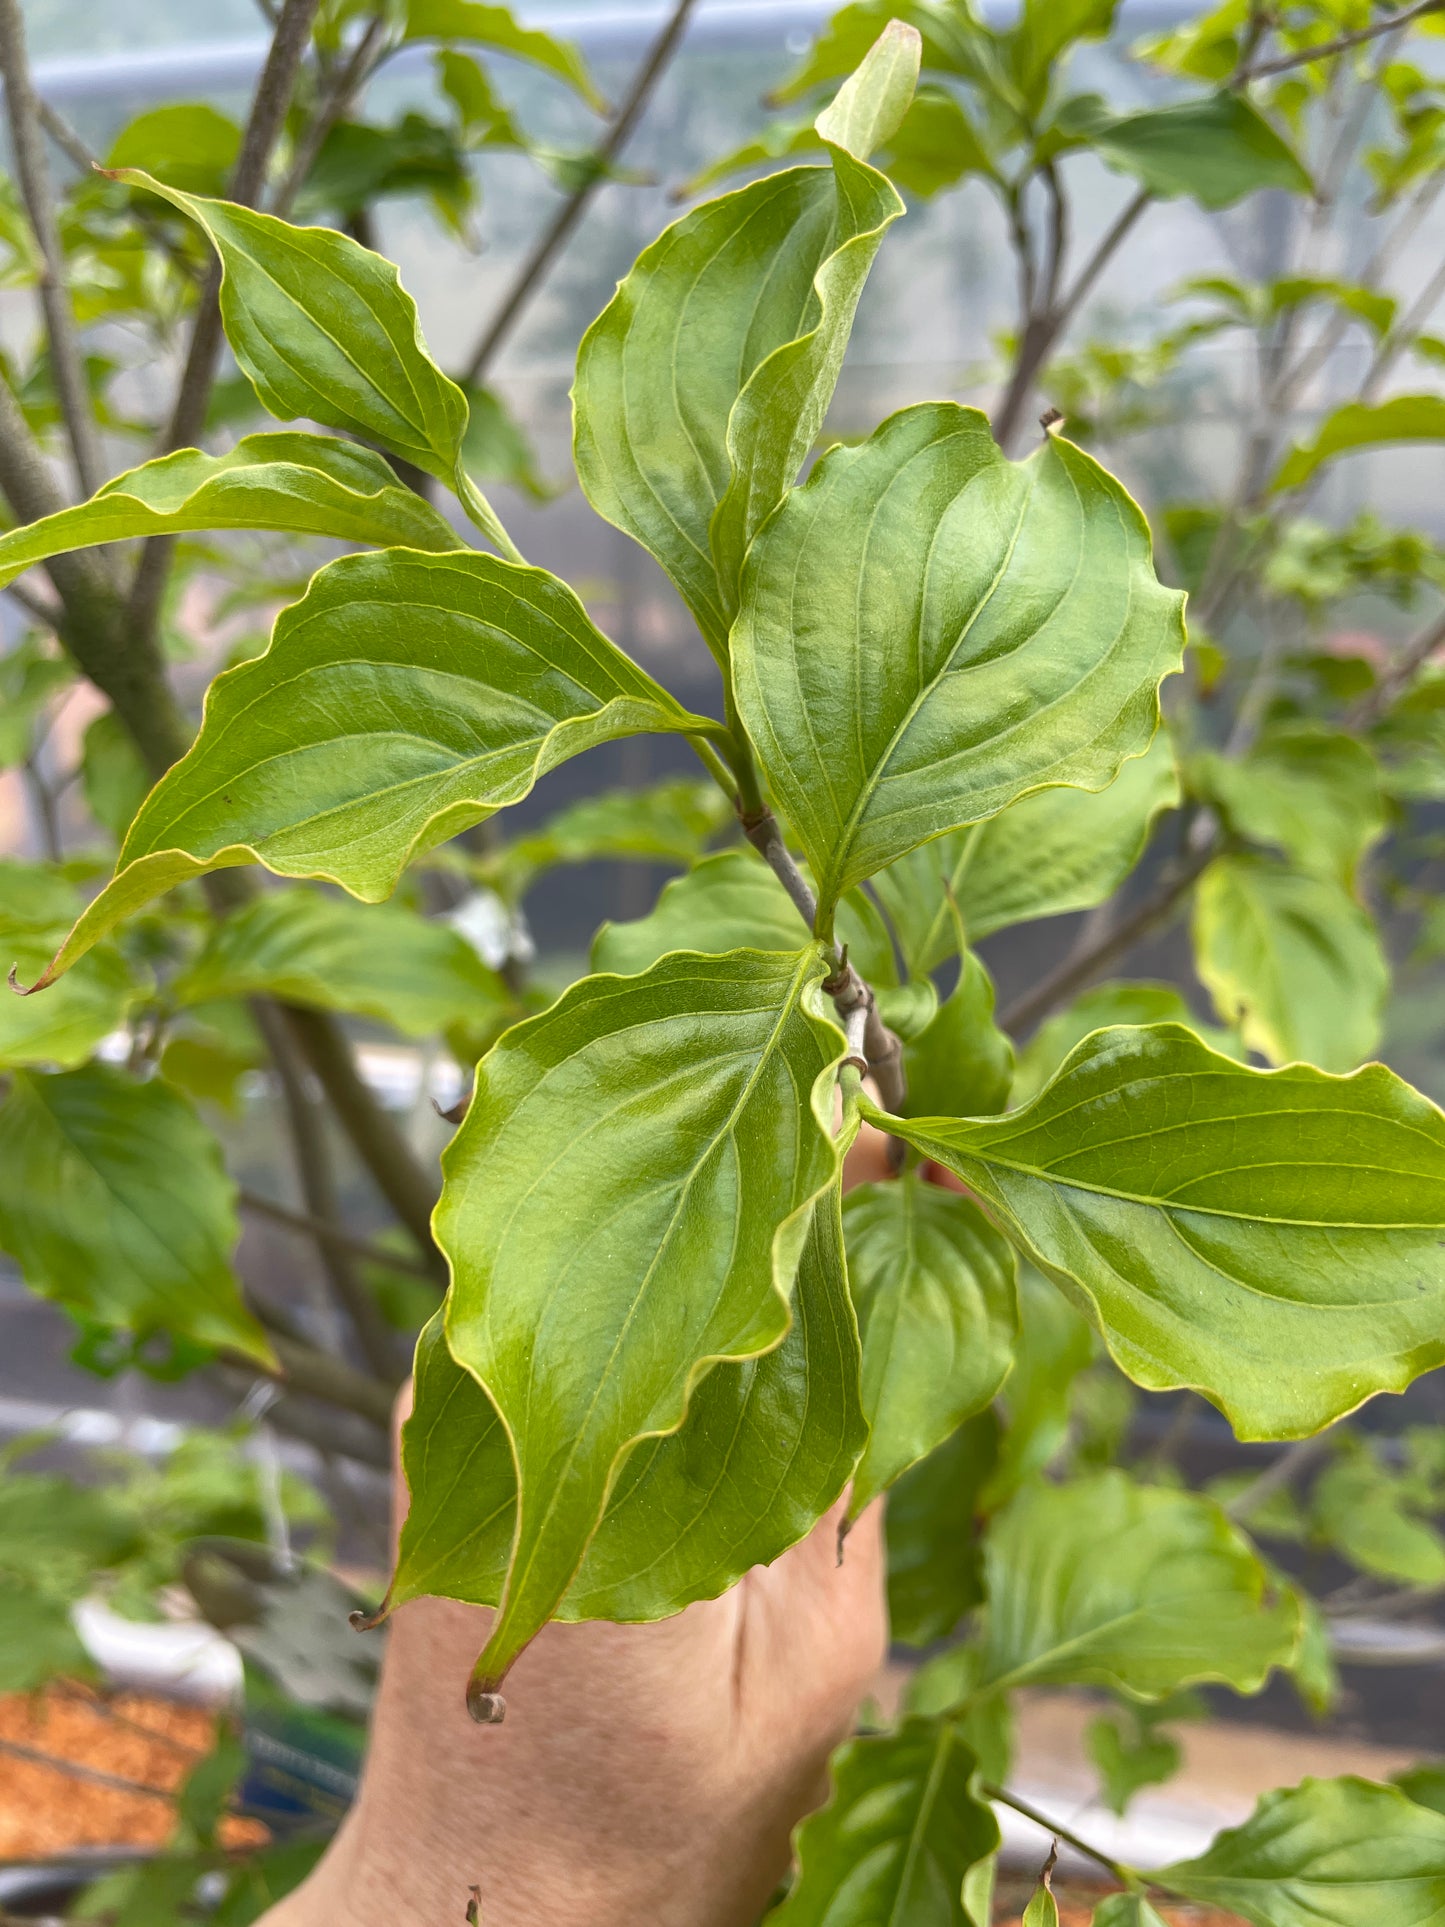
xmin=107 ymin=103 xmax=241 ymax=197
xmin=874 ymin=730 xmax=1179 ymax=974
xmin=1393 ymin=1763 xmax=1445 ymax=1820
xmin=1090 ymin=1899 xmax=1169 ymax=1927
xmin=1157 ymin=1776 xmax=1445 ymax=1926
xmin=1022 ymin=1878 xmax=1060 ymax=1927
xmin=27 ymin=550 xmax=709 ymax=987
xmin=843 ymin=1174 xmax=1016 ymax=1515
xmin=0 ymin=1065 xmax=269 ymax=1363
xmin=884 ymin=86 xmax=996 ymax=196
xmin=497 ymin=778 xmax=732 ymax=898
xmin=886 ymin=1410 xmax=1000 ymax=1647
xmin=173 ymin=887 xmax=510 ymax=1039
xmin=1086 ymin=1708 xmax=1183 ymax=1815
xmin=591 ymin=848 xmax=897 ymax=988
xmin=864 ymin=1025 xmax=1445 ymax=1439
xmin=81 ymin=711 xmax=150 ymax=845
xmin=770 ymin=1716 xmax=1000 ymax=1926
xmin=985 ymin=1264 xmax=1093 ymax=1504
xmin=112 ymin=171 xmax=469 ymax=484
xmin=1192 ymin=854 xmax=1388 ymax=1070
xmin=393 ymin=1177 xmax=864 ymax=1622
xmin=974 ymin=1472 xmax=1297 ymax=1699
xmin=1273 ymin=395 xmax=1445 ymax=492
xmin=1092 ymin=93 xmax=1312 ymax=208
xmin=814 ymin=17 xmax=922 ymax=160
xmin=1012 ymin=0 xmax=1117 ymax=99
xmin=434 ymin=948 xmax=846 ymax=1696
xmin=733 ymin=404 xmax=1184 ymax=920
xmin=904 ymin=950 xmax=1013 ymax=1119
xmin=1313 ymin=1450 xmax=1445 ymax=1586
xmin=772 ymin=1 xmax=992 ymax=100
xmin=0 ymin=1577 xmax=93 ymax=1691
xmin=404 ymin=0 xmax=605 ymax=113
xmin=1193 ymin=724 xmax=1384 ymax=885
xmin=460 ymin=382 xmax=554 ymax=503
xmin=0 ymin=634 xmax=71 ymax=771
xmin=0 ymin=434 xmax=461 ymax=592
xmin=1013 ymin=981 xmax=1237 ymax=1107
xmin=0 ymin=860 xmax=138 ymax=1070
xmin=574 ymin=51 xmax=907 ymax=659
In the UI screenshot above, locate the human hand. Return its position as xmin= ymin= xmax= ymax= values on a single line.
xmin=262 ymin=1122 xmax=894 ymax=1927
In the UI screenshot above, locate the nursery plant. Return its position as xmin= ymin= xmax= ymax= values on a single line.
xmin=3 ymin=0 xmax=1445 ymax=1920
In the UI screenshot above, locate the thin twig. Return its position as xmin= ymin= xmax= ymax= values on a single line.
xmin=1225 ymin=1434 xmax=1333 ymax=1520
xmin=999 ymin=829 xmax=1217 ymax=1036
xmin=993 ymin=186 xmax=1152 ymax=450
xmin=238 ymin=1317 xmax=394 ymax=1429
xmin=240 ymin=1185 xmax=438 ymax=1283
xmin=0 ymin=0 xmax=106 ymax=495
xmin=981 ymin=1782 xmax=1135 ymax=1886
xmin=458 ymin=0 xmax=700 ymax=387
xmin=738 ymin=805 xmax=907 ymax=1118
xmin=34 ymin=92 xmax=101 ymax=176
xmin=1238 ymin=0 xmax=1445 ymax=81
xmin=1346 ymin=606 xmax=1445 ymax=729
xmin=4 ymin=576 xmax=64 ymax=626
xmin=125 ymin=0 xmax=321 ymax=660
xmin=251 ymin=998 xmax=407 ymax=1381
xmin=272 ymin=12 xmax=393 ymax=218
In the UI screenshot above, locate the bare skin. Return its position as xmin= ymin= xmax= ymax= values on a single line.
xmin=261 ymin=1123 xmax=894 ymax=1927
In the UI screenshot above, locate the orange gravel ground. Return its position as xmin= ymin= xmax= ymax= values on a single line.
xmin=0 ymin=1684 xmax=267 ymax=1859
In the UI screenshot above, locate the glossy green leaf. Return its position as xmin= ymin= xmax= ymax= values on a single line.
xmin=573 ymin=40 xmax=908 ymax=659
xmin=435 ymin=948 xmax=845 ymax=1696
xmin=1192 ymin=855 xmax=1388 ymax=1070
xmin=771 ymin=1716 xmax=1000 ymax=1926
xmin=815 ymin=17 xmax=922 ymax=160
xmin=404 ymin=0 xmax=605 ymax=112
xmin=874 ymin=977 xmax=940 ymax=1042
xmin=113 ymin=171 xmax=469 ymax=484
xmin=393 ymin=1178 xmax=864 ymax=1621
xmin=591 ymin=848 xmax=897 ymax=988
xmin=904 ymin=950 xmax=1013 ymax=1119
xmin=733 ymin=404 xmax=1184 ymax=920
xmin=874 ymin=730 xmax=1178 ymax=974
xmin=0 ymin=435 xmax=460 ymax=591
xmin=1273 ymin=395 xmax=1445 ymax=492
xmin=26 ymin=550 xmax=710 ymax=988
xmin=1193 ymin=725 xmax=1385 ymax=885
xmin=886 ymin=1410 xmax=999 ymax=1648
xmin=974 ymin=1472 xmax=1297 ymax=1699
xmin=1158 ymin=1776 xmax=1445 ymax=1926
xmin=773 ymin=1 xmax=992 ymax=99
xmin=843 ymin=1174 xmax=1016 ymax=1515
xmin=1090 ymin=1899 xmax=1169 ymax=1927
xmin=1012 ymin=981 xmax=1238 ymax=1106
xmin=0 ymin=861 xmax=138 ymax=1070
xmin=0 ymin=1065 xmax=269 ymax=1363
xmin=173 ymin=887 xmax=509 ymax=1040
xmin=1092 ymin=93 xmax=1312 ymax=208
xmin=865 ymin=1025 xmax=1445 ymax=1439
